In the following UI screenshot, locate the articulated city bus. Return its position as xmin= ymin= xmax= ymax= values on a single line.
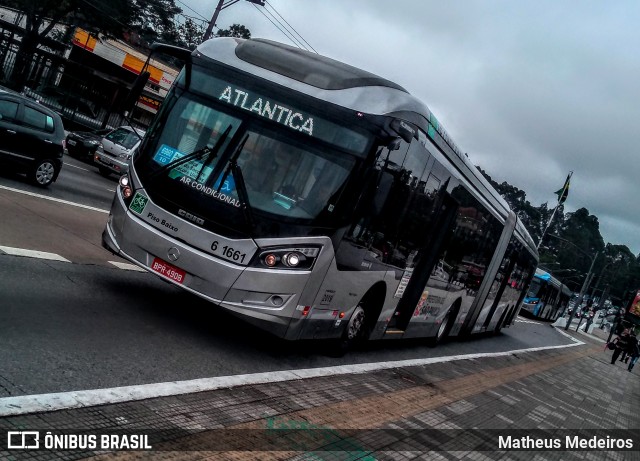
xmin=102 ymin=38 xmax=539 ymax=350
xmin=521 ymin=269 xmax=572 ymax=320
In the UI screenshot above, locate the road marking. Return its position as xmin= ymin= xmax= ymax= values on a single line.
xmin=0 ymin=245 xmax=150 ymax=271
xmin=515 ymin=319 xmax=542 ymax=324
xmin=0 ymin=339 xmax=584 ymax=417
xmin=109 ymin=261 xmax=147 ymax=272
xmin=0 ymin=184 xmax=109 ymax=214
xmin=0 ymin=246 xmax=71 ymax=262
xmin=65 ymin=163 xmax=90 ymax=172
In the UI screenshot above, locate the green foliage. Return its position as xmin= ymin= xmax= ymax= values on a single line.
xmin=216 ymin=24 xmax=252 ymax=39
xmin=478 ymin=167 xmax=640 ymax=303
xmin=178 ymin=18 xmax=205 ymax=50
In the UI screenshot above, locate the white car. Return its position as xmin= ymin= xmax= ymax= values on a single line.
xmin=94 ymin=126 xmax=145 ymax=176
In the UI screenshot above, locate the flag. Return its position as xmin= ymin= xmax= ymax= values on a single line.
xmin=554 ymin=173 xmax=571 ymax=204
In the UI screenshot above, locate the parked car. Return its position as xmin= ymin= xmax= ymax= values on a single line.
xmin=66 ymin=128 xmax=111 ymax=160
xmin=0 ymin=88 xmax=65 ymax=187
xmin=94 ymin=125 xmax=145 ymax=177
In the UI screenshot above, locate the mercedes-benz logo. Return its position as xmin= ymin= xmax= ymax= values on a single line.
xmin=167 ymin=247 xmax=180 ymax=262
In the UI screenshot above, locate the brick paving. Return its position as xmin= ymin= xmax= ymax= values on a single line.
xmin=1 ymin=325 xmax=639 ymax=461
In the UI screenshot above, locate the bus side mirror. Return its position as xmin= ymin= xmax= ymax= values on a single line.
xmin=390 ymin=119 xmax=416 ymax=143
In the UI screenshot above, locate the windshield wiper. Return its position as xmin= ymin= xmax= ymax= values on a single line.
xmin=148 ymin=124 xmax=232 ymax=181
xmin=216 ymin=134 xmax=255 ymax=234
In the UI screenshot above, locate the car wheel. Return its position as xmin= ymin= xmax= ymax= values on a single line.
xmin=98 ymin=166 xmax=111 ymax=177
xmin=31 ymin=160 xmax=57 ymax=187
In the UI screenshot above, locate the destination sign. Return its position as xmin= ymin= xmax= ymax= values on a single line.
xmin=219 ymin=86 xmax=314 ymax=136
xmin=186 ymin=68 xmax=370 ymax=155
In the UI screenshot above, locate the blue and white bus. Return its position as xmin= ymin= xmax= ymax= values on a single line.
xmin=103 ymin=38 xmax=539 ymax=351
xmin=522 ymin=269 xmax=572 ymax=320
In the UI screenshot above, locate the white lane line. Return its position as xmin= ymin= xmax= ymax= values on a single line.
xmin=0 ymin=340 xmax=584 ymax=417
xmin=0 ymin=185 xmax=109 ymax=214
xmin=0 ymin=246 xmax=70 ymax=263
xmin=65 ymin=163 xmax=90 ymax=172
xmin=108 ymin=261 xmax=147 ymax=272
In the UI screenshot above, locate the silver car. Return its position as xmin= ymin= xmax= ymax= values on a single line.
xmin=94 ymin=125 xmax=145 ymax=177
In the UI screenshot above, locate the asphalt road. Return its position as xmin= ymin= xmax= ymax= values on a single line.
xmin=0 ymin=153 xmax=577 ymax=398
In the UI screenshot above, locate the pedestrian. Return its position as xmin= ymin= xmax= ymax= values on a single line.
xmin=607 ymin=308 xmax=626 ymax=343
xmin=582 ymin=308 xmax=595 ymax=332
xmin=622 ymin=330 xmax=637 ymax=363
xmin=627 ymin=336 xmax=640 ymax=372
xmin=610 ymin=328 xmax=632 ymax=364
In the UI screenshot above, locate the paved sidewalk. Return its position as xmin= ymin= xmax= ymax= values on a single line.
xmin=1 ymin=325 xmax=639 ymax=461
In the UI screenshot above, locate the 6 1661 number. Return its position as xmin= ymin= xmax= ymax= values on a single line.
xmin=211 ymin=240 xmax=247 ymax=263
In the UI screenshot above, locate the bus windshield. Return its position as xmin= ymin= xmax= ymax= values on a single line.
xmin=134 ymin=89 xmax=366 ymax=237
xmin=527 ymin=278 xmax=541 ymax=298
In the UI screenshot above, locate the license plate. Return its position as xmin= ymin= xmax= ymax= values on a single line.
xmin=67 ymin=139 xmax=76 ymax=146
xmin=151 ymin=257 xmax=186 ymax=284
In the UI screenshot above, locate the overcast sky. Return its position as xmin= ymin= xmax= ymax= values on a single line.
xmin=184 ymin=0 xmax=640 ymax=255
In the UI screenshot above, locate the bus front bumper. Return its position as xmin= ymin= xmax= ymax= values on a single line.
xmin=103 ymin=190 xmax=331 ymax=341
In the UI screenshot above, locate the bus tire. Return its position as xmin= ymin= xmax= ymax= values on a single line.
xmin=430 ymin=308 xmax=453 ymax=346
xmin=330 ymin=304 xmax=366 ymax=357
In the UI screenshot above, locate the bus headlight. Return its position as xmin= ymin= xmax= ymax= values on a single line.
xmin=282 ymin=252 xmax=301 ymax=267
xmin=264 ymin=254 xmax=278 ymax=267
xmin=252 ymin=246 xmax=320 ymax=270
xmin=119 ymin=174 xmax=134 ymax=202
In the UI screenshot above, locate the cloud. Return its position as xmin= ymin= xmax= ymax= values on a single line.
xmin=188 ymin=0 xmax=640 ymax=254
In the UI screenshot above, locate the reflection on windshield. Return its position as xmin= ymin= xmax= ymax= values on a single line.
xmin=236 ymin=131 xmax=353 ymax=219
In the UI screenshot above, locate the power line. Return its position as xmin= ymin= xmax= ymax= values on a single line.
xmin=176 ymin=13 xmax=209 ymax=27
xmin=251 ymin=3 xmax=308 ymax=51
xmin=257 ymin=5 xmax=307 ymax=50
xmin=264 ymin=0 xmax=317 ymax=53
xmin=175 ymin=0 xmax=209 ymax=21
xmin=76 ymin=0 xmax=130 ymax=30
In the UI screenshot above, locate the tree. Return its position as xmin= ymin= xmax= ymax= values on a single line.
xmin=178 ymin=18 xmax=205 ymax=50
xmin=4 ymin=0 xmax=181 ymax=90
xmin=478 ymin=165 xmax=640 ymax=306
xmin=216 ymin=24 xmax=251 ymax=39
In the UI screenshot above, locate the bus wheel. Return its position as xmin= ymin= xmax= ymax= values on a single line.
xmin=431 ymin=309 xmax=452 ymax=346
xmin=346 ymin=305 xmax=366 ymax=342
xmin=330 ymin=304 xmax=366 ymax=357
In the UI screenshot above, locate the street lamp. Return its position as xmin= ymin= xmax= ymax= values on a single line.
xmin=543 ymin=234 xmax=600 ymax=331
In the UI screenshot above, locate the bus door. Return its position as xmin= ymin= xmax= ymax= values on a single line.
xmin=480 ymin=250 xmax=518 ymax=330
xmin=387 ymin=193 xmax=459 ymax=332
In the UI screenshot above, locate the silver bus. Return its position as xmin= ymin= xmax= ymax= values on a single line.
xmin=103 ymin=38 xmax=538 ymax=351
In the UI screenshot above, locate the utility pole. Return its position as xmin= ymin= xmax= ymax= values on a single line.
xmin=565 ymin=251 xmax=599 ymax=331
xmin=203 ymin=0 xmax=265 ymax=42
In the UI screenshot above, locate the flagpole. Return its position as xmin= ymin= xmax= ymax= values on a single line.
xmin=536 ymin=171 xmax=573 ymax=250
xmin=537 ymin=206 xmax=560 ymax=250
